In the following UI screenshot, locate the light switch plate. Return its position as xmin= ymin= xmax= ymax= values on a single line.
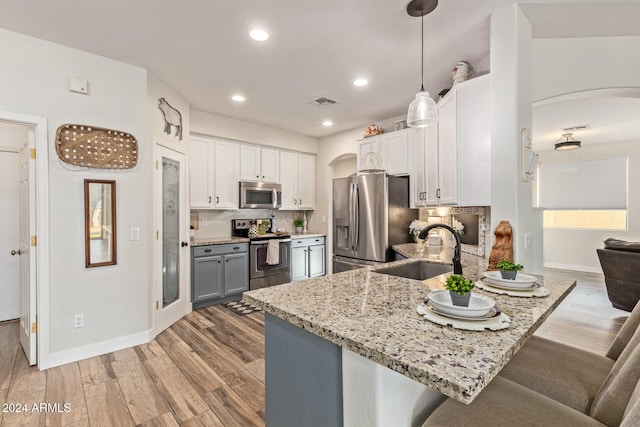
xmin=130 ymin=226 xmax=140 ymax=241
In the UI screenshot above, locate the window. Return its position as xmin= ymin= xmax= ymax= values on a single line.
xmin=543 ymin=210 xmax=627 ymax=230
xmin=538 ymin=158 xmax=628 ymax=230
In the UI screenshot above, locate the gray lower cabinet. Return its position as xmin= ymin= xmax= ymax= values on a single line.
xmin=192 ymin=243 xmax=248 ymax=308
xmin=291 ymin=237 xmax=326 ymax=282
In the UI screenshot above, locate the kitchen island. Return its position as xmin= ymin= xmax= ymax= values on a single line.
xmin=243 ymin=245 xmax=575 ymax=426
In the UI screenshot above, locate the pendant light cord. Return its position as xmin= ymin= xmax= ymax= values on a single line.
xmin=420 ymin=12 xmax=425 ymax=92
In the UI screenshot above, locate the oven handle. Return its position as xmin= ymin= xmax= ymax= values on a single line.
xmin=251 ymin=239 xmax=292 ymax=245
xmin=272 ymin=188 xmax=277 ymax=209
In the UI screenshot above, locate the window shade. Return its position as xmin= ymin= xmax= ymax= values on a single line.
xmin=538 ymin=157 xmax=627 ymax=209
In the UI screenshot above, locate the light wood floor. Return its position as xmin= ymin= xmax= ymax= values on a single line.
xmin=0 ymin=270 xmax=631 ymax=426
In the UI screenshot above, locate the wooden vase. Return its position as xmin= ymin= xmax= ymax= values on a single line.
xmin=488 ymin=220 xmax=514 ymax=270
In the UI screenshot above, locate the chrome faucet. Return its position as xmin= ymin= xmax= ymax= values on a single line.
xmin=418 ymin=224 xmax=463 ymax=275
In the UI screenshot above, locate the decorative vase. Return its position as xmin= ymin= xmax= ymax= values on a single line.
xmin=295 ymin=226 xmax=303 ymax=234
xmin=449 ymin=291 xmax=471 ymax=307
xmin=500 ymin=270 xmax=518 ymax=280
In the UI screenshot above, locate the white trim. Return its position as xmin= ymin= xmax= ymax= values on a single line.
xmin=0 ymin=145 xmax=19 ymax=153
xmin=0 ymin=111 xmax=50 ymax=370
xmin=47 ymin=329 xmax=152 ymax=369
xmin=543 ymin=262 xmax=602 ymax=275
xmin=533 ymin=87 xmax=640 ymax=107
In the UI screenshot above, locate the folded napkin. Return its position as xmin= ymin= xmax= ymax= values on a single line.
xmin=266 ymin=239 xmax=280 ymax=265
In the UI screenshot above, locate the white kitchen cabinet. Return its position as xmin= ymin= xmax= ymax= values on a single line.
xmin=412 ymin=126 xmax=438 ymax=207
xmin=291 ymin=236 xmax=325 ymax=281
xmin=414 ymin=74 xmax=491 ymax=207
xmin=189 ymin=136 xmax=215 ymax=208
xmin=357 ymin=129 xmax=413 ymax=175
xmin=189 ymin=135 xmax=240 ymax=209
xmin=240 ymin=145 xmax=280 ymax=183
xmin=280 ymin=151 xmax=315 ymax=210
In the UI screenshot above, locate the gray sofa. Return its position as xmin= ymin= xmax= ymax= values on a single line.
xmin=597 ymin=238 xmax=640 ymax=312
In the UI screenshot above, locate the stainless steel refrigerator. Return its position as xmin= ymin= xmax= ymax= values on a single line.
xmin=332 ymin=172 xmax=418 ymax=272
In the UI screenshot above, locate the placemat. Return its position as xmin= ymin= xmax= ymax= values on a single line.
xmin=475 ymin=280 xmax=550 ymax=298
xmin=417 ymin=304 xmax=511 ymax=331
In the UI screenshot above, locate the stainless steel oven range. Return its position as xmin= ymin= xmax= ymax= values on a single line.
xmin=232 ymin=219 xmax=291 ymax=290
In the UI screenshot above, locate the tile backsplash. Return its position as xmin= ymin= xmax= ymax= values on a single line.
xmin=419 ymin=206 xmax=491 ymax=257
xmin=191 ymin=209 xmax=308 ymax=237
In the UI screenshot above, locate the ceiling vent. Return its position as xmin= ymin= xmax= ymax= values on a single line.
xmin=562 ymin=125 xmax=591 ymax=132
xmin=311 ymin=97 xmax=339 ymax=107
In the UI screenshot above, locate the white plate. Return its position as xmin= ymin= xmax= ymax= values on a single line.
xmin=425 ymin=301 xmax=500 ymax=321
xmin=427 ymin=290 xmax=495 ymax=318
xmin=483 ymin=271 xmax=537 ymax=289
xmin=483 ymin=280 xmax=539 ymax=291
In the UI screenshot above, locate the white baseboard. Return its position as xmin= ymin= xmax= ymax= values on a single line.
xmin=47 ymin=329 xmax=152 ymax=369
xmin=543 ymin=262 xmax=602 ymax=275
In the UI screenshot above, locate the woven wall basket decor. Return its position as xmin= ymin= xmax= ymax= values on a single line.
xmin=55 ymin=124 xmax=138 ymax=169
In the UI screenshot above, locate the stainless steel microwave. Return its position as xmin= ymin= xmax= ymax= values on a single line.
xmin=239 ymin=181 xmax=282 ymax=209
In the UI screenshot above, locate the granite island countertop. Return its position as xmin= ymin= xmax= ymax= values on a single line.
xmin=243 ymin=244 xmax=576 ymax=404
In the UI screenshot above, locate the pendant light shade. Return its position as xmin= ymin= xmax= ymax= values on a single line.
xmin=406 ymin=0 xmax=439 ymax=128
xmin=407 ymin=91 xmax=437 ymax=127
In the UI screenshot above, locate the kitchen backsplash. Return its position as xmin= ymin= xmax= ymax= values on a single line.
xmin=191 ymin=209 xmax=309 ymax=237
xmin=418 ymin=206 xmax=491 ymax=257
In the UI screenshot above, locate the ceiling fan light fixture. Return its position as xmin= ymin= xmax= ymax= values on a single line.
xmin=554 ymin=132 xmax=582 ymax=151
xmin=406 ymin=0 xmax=439 ymax=128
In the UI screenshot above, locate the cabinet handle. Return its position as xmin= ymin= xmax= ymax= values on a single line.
xmin=436 ymin=189 xmax=441 ymax=199
xmin=204 ymin=249 xmax=212 ymax=253
xmin=262 ymin=175 xmax=265 ymax=179
xmin=233 ymin=246 xmax=239 ymax=250
xmin=294 ymin=199 xmax=297 ymax=205
xmin=181 ymin=241 xmax=189 ymax=247
xmin=315 ymin=239 xmax=319 ymax=242
xmin=299 ymin=199 xmax=302 ymax=205
xmin=226 ymin=259 xmax=229 ymax=262
xmin=209 ymin=196 xmax=212 ymax=203
xmin=218 ymin=260 xmax=221 ymax=263
xmin=256 ymin=175 xmax=259 ymax=178
xmin=216 ymin=196 xmax=220 ymax=204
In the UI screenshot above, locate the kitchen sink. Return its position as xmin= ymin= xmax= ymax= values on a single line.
xmin=374 ymin=260 xmax=453 ymax=281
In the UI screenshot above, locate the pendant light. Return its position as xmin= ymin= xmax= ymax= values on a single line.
xmin=554 ymin=133 xmax=582 ymax=151
xmin=406 ymin=0 xmax=438 ymax=128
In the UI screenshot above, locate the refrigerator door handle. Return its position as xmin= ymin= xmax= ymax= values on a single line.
xmin=353 ymin=183 xmax=359 ymax=251
xmin=349 ymin=182 xmax=355 ymax=250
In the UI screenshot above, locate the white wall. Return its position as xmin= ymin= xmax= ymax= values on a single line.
xmin=532 ymin=36 xmax=640 ymax=102
xmin=539 ymin=140 xmax=640 ymax=273
xmin=490 ymin=5 xmax=540 ymax=273
xmin=0 ymin=122 xmax=29 ymax=150
xmin=0 ymin=28 xmax=150 ymax=362
xmin=331 ymin=156 xmax=357 ymax=179
xmin=191 ymin=109 xmax=318 ymax=154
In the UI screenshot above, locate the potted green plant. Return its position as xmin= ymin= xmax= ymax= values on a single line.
xmin=294 ymin=218 xmax=304 ymax=234
xmin=496 ymin=260 xmax=523 ymax=280
xmin=445 ymin=274 xmax=475 ymax=307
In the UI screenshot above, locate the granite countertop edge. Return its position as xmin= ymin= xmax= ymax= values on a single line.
xmin=191 ymin=236 xmax=250 ymax=246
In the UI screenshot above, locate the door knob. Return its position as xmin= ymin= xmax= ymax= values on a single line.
xmin=10 ymin=249 xmax=21 ymax=256
xmin=181 ymin=241 xmax=189 ymax=247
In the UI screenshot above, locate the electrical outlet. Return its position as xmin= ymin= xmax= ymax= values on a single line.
xmin=74 ymin=314 xmax=84 ymax=328
xmin=201 ymin=217 xmax=208 ymax=225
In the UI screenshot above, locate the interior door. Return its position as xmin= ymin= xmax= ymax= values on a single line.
xmin=19 ymin=135 xmax=37 ymax=365
xmin=154 ymin=143 xmax=189 ymax=336
xmin=0 ymin=150 xmax=19 ymax=321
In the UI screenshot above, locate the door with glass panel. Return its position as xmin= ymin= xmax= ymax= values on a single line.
xmin=153 ymin=143 xmax=189 ymax=335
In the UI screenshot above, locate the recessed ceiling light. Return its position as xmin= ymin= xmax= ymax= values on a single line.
xmin=353 ymin=78 xmax=368 ymax=87
xmin=249 ymin=29 xmax=269 ymax=42
xmin=322 ymin=121 xmax=333 ymax=127
xmin=232 ymin=95 xmax=245 ymax=102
